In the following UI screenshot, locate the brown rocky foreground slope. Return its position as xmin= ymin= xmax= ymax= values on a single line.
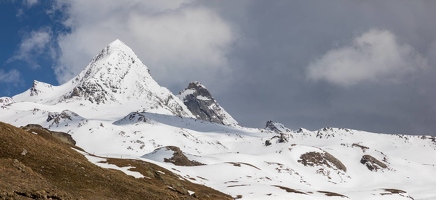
xmin=0 ymin=122 xmax=232 ymax=200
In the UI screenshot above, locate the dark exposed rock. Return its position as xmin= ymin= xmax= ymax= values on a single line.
xmin=360 ymin=155 xmax=387 ymax=171
xmin=298 ymin=151 xmax=347 ymax=172
xmin=162 ymin=146 xmax=204 ymax=166
xmin=178 ymin=81 xmax=237 ymax=126
xmin=265 ymin=120 xmax=292 ymax=133
xmin=318 ymin=191 xmax=348 ymax=198
xmin=273 ymin=185 xmax=306 ymax=194
xmin=0 ymin=97 xmax=14 ymax=106
xmin=65 ymin=81 xmax=114 ymax=104
xmin=270 ymin=133 xmax=289 ymax=143
xmin=46 ymin=110 xmax=81 ymax=129
xmin=264 ymin=121 xmax=292 ymax=144
xmin=352 ymin=143 xmax=369 ymax=152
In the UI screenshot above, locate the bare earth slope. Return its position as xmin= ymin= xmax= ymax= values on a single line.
xmin=0 ymin=122 xmax=232 ymax=200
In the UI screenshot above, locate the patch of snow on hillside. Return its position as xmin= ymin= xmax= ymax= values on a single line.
xmin=72 ymin=148 xmax=144 ymax=178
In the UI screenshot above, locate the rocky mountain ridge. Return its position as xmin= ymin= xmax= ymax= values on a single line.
xmin=178 ymin=81 xmax=238 ymax=126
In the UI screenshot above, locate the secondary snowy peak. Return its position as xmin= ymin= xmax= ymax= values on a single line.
xmin=0 ymin=97 xmax=14 ymax=107
xmin=177 ymin=81 xmax=238 ymax=126
xmin=29 ymin=80 xmax=54 ymax=96
xmin=13 ymin=80 xmax=55 ymax=102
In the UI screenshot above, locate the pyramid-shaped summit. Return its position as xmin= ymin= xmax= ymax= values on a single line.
xmin=14 ymin=39 xmax=194 ymax=118
xmin=63 ymin=39 xmax=154 ymax=103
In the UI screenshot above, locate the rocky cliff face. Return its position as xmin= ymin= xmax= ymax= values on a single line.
xmin=265 ymin=120 xmax=292 ymax=133
xmin=178 ymin=81 xmax=238 ymax=126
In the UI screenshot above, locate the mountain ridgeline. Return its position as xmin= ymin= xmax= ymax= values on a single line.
xmin=12 ymin=39 xmax=237 ymax=123
xmin=2 ymin=39 xmax=436 ymax=199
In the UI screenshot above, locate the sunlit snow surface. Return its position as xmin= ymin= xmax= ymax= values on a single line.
xmin=2 ymin=100 xmax=436 ymax=199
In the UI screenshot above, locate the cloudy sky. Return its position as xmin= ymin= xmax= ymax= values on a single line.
xmin=1 ymin=0 xmax=436 ymax=135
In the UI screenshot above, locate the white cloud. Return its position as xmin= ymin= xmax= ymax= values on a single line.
xmin=306 ymin=29 xmax=427 ymax=87
xmin=53 ymin=0 xmax=236 ymax=86
xmin=0 ymin=69 xmax=21 ymax=84
xmin=8 ymin=28 xmax=52 ymax=69
xmin=24 ymin=0 xmax=38 ymax=7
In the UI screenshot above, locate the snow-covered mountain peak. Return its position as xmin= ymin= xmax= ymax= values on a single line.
xmin=178 ymin=81 xmax=238 ymax=126
xmin=189 ymin=81 xmax=206 ymax=89
xmin=12 ymin=40 xmax=194 ymax=118
xmin=60 ymin=40 xmax=194 ymax=117
xmin=72 ymin=39 xmax=148 ymax=85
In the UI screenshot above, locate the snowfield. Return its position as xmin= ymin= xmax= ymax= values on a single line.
xmin=1 ymin=39 xmax=436 ymax=200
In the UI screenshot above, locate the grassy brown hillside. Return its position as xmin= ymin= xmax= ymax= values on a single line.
xmin=0 ymin=122 xmax=232 ymax=200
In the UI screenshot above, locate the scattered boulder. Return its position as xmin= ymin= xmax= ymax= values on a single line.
xmin=162 ymin=146 xmax=204 ymax=166
xmin=298 ymin=151 xmax=347 ymax=172
xmin=352 ymin=143 xmax=369 ymax=152
xmin=360 ymin=155 xmax=387 ymax=171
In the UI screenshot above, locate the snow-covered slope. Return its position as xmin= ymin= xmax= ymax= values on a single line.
xmin=2 ymin=103 xmax=436 ymax=199
xmin=178 ymin=81 xmax=238 ymax=126
xmin=2 ymin=39 xmax=436 ymax=200
xmin=13 ymin=39 xmax=193 ymax=118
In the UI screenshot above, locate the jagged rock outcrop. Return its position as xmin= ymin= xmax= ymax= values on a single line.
xmin=46 ymin=110 xmax=83 ymax=128
xmin=298 ymin=151 xmax=347 ymax=172
xmin=163 ymin=146 xmax=204 ymax=166
xmin=143 ymin=146 xmax=204 ymax=166
xmin=0 ymin=97 xmax=14 ymax=107
xmin=264 ymin=121 xmax=292 ymax=145
xmin=113 ymin=112 xmax=150 ymax=125
xmin=265 ymin=120 xmax=292 ymax=133
xmin=360 ymin=155 xmax=388 ymax=171
xmin=30 ymin=80 xmax=54 ymax=96
xmin=178 ymin=81 xmax=238 ymax=126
